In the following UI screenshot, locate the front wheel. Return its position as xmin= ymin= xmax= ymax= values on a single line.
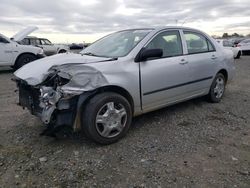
xmin=207 ymin=73 xmax=226 ymax=103
xmin=81 ymin=92 xmax=132 ymax=144
xmin=14 ymin=54 xmax=36 ymax=70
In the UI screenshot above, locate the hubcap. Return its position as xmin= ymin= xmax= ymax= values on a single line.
xmin=214 ymin=77 xmax=225 ymax=99
xmin=95 ymin=102 xmax=127 ymax=138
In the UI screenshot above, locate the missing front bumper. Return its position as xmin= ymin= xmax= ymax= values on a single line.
xmin=17 ymin=81 xmax=78 ymax=129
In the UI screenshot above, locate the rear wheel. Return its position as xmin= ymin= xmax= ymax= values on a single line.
xmin=14 ymin=54 xmax=36 ymax=70
xmin=58 ymin=49 xmax=67 ymax=53
xmin=81 ymin=92 xmax=132 ymax=144
xmin=207 ymin=73 xmax=226 ymax=103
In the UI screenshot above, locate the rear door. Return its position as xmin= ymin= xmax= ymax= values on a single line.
xmin=140 ymin=30 xmax=191 ymax=112
xmin=182 ymin=31 xmax=217 ymax=93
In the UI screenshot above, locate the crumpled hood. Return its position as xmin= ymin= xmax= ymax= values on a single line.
xmin=14 ymin=53 xmax=112 ymax=85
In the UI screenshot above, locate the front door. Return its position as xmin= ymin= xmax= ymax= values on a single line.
xmin=0 ymin=36 xmax=14 ymax=66
xmin=140 ymin=30 xmax=191 ymax=112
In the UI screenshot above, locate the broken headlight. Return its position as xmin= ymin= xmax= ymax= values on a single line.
xmin=42 ymin=72 xmax=70 ymax=89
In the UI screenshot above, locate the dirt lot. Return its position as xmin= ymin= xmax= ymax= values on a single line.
xmin=0 ymin=57 xmax=250 ymax=188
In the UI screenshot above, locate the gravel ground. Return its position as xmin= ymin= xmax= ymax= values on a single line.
xmin=0 ymin=57 xmax=250 ymax=188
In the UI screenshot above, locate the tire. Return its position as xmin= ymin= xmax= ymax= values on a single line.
xmin=14 ymin=54 xmax=36 ymax=70
xmin=58 ymin=49 xmax=67 ymax=53
xmin=207 ymin=73 xmax=226 ymax=103
xmin=81 ymin=92 xmax=132 ymax=144
xmin=235 ymin=51 xmax=241 ymax=59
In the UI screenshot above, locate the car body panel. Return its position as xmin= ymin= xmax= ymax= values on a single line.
xmin=140 ymin=55 xmax=191 ymax=111
xmin=14 ymin=26 xmax=235 ymax=127
xmin=14 ymin=53 xmax=111 ymax=85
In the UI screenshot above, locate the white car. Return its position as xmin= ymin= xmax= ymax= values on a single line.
xmin=21 ymin=37 xmax=69 ymax=56
xmin=216 ymin=39 xmax=241 ymax=59
xmin=0 ymin=27 xmax=45 ymax=70
xmin=237 ymin=39 xmax=250 ymax=55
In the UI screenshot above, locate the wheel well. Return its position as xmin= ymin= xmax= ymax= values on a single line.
xmin=96 ymin=86 xmax=134 ymax=111
xmin=218 ymin=69 xmax=228 ymax=82
xmin=58 ymin=49 xmax=67 ymax=53
xmin=14 ymin=53 xmax=36 ymax=66
xmin=80 ymin=86 xmax=134 ymax=114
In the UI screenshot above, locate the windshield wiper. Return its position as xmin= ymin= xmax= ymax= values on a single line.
xmin=81 ymin=52 xmax=118 ymax=60
xmin=104 ymin=57 xmax=118 ymax=61
xmin=81 ymin=52 xmax=99 ymax=56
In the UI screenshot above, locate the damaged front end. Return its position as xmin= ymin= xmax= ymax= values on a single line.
xmin=15 ymin=64 xmax=108 ymax=135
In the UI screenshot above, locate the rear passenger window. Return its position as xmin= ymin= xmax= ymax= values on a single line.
xmin=184 ymin=32 xmax=215 ymax=54
xmin=146 ymin=30 xmax=183 ymax=58
xmin=30 ymin=39 xmax=41 ymax=46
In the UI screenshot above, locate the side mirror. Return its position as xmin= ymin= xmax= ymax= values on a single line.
xmin=135 ymin=48 xmax=163 ymax=62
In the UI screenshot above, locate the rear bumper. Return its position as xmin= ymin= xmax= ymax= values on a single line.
xmin=242 ymin=50 xmax=250 ymax=55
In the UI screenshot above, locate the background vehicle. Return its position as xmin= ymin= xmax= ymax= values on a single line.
xmin=20 ymin=37 xmax=69 ymax=56
xmin=0 ymin=27 xmax=44 ymax=70
xmin=216 ymin=39 xmax=241 ymax=59
xmin=69 ymin=43 xmax=91 ymax=53
xmin=237 ymin=39 xmax=250 ymax=55
xmin=14 ymin=27 xmax=235 ymax=144
xmin=228 ymin=37 xmax=246 ymax=46
xmin=229 ymin=38 xmax=245 ymax=46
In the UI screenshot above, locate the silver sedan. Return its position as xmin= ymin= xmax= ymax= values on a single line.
xmin=14 ymin=27 xmax=235 ymax=144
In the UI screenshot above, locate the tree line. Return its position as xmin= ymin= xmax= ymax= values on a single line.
xmin=221 ymin=33 xmax=250 ymax=38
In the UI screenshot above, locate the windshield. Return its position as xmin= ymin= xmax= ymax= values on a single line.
xmin=81 ymin=29 xmax=152 ymax=58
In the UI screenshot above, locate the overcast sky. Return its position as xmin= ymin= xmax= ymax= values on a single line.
xmin=0 ymin=0 xmax=249 ymax=43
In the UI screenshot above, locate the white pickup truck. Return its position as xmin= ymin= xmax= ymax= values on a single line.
xmin=0 ymin=27 xmax=45 ymax=70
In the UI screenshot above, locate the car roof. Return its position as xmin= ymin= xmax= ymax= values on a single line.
xmin=120 ymin=26 xmax=205 ymax=32
xmin=24 ymin=36 xmax=49 ymax=40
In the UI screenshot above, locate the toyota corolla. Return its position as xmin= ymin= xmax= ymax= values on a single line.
xmin=14 ymin=27 xmax=235 ymax=144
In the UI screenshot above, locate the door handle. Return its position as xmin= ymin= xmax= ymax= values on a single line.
xmin=179 ymin=59 xmax=188 ymax=65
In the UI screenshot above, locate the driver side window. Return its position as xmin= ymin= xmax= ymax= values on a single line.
xmin=146 ymin=30 xmax=183 ymax=58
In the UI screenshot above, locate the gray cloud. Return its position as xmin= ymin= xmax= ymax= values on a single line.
xmin=0 ymin=0 xmax=250 ymax=37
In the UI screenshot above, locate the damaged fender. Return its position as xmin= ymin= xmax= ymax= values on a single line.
xmin=37 ymin=64 xmax=109 ymax=126
xmin=52 ymin=64 xmax=109 ymax=95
